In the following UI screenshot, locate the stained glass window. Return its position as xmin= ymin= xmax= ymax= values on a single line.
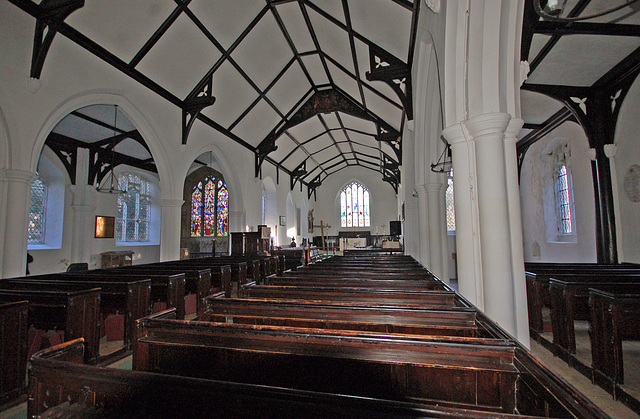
xmin=217 ymin=182 xmax=228 ymax=236
xmin=190 ymin=171 xmax=228 ymax=237
xmin=340 ymin=181 xmax=370 ymax=227
xmin=117 ymin=173 xmax=150 ymax=242
xmin=28 ymin=178 xmax=46 ymax=243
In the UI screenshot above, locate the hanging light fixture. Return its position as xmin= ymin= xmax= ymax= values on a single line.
xmin=534 ymin=0 xmax=639 ymax=22
xmin=96 ymin=105 xmax=126 ymax=194
xmin=430 ymin=142 xmax=452 ymax=174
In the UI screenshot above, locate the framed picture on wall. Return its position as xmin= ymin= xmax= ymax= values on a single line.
xmin=279 ymin=216 xmax=286 ymax=226
xmin=95 ymin=215 xmax=115 ymax=238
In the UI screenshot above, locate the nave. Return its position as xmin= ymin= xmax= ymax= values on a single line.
xmin=1 ymin=253 xmax=630 ymax=418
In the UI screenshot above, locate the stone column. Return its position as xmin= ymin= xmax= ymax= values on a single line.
xmin=466 ymin=112 xmax=516 ymax=335
xmin=504 ymin=118 xmax=529 ymax=346
xmin=160 ymin=199 xmax=184 ymax=262
xmin=70 ymin=148 xmax=96 ymax=263
xmin=426 ymin=182 xmax=447 ymax=282
xmin=414 ymin=184 xmax=430 ymax=268
xmin=442 ymin=124 xmax=483 ymax=309
xmin=1 ymin=169 xmax=37 ymax=278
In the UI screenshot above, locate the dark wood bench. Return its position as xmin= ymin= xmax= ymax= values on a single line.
xmin=109 ymin=265 xmax=215 ymax=316
xmin=72 ymin=271 xmax=186 ymax=320
xmin=169 ymin=257 xmax=246 ymax=293
xmin=266 ymin=276 xmax=445 ymax=290
xmin=589 ymin=285 xmax=640 ymax=389
xmin=524 ymin=263 xmax=640 ymax=335
xmin=0 ymin=300 xmax=28 ymax=406
xmin=9 ymin=274 xmax=151 ymax=352
xmin=548 ymin=275 xmax=640 ymax=354
xmin=202 ymin=294 xmax=480 ymax=337
xmin=0 ymin=286 xmax=101 ymax=362
xmin=145 ymin=260 xmax=232 ymax=297
xmin=28 ymin=338 xmax=539 ymax=419
xmin=239 ymin=282 xmax=459 ymax=307
xmin=133 ymin=314 xmax=519 ymax=414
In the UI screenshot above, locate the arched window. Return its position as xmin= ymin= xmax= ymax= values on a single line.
xmin=190 ymin=172 xmax=228 ymax=237
xmin=28 ymin=178 xmax=47 ymax=243
xmin=340 ymin=181 xmax=370 ymax=227
xmin=555 ymin=164 xmax=573 ymax=235
xmin=117 ymin=173 xmax=151 ymax=242
xmin=543 ymin=141 xmax=576 ymax=242
xmin=261 ymin=184 xmax=266 ymax=225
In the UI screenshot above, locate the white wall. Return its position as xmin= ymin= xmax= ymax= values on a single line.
xmin=520 ymin=121 xmax=597 ymax=262
xmin=310 ymin=166 xmax=398 ymax=241
xmin=614 ymin=75 xmax=640 ymax=263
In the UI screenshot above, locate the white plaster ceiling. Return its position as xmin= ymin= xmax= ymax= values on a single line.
xmin=32 ymin=0 xmax=415 ymax=191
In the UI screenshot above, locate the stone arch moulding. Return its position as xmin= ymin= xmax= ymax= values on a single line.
xmin=29 ymin=91 xmax=174 ymax=197
xmin=180 ymin=143 xmax=244 ymax=214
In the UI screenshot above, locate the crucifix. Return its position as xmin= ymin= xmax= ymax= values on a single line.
xmin=313 ymin=220 xmax=331 ymax=250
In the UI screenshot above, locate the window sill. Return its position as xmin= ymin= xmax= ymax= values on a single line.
xmin=116 ymin=241 xmax=159 ymax=247
xmin=27 ymin=244 xmax=62 ymax=250
xmin=548 ymin=235 xmax=577 ymax=244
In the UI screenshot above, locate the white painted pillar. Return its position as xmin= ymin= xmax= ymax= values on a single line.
xmin=160 ymin=199 xmax=183 ymax=262
xmin=426 ymin=182 xmax=447 ymax=282
xmin=415 ymin=184 xmax=430 ymax=268
xmin=504 ymin=118 xmax=530 ymax=346
xmin=442 ymin=124 xmax=483 ymax=309
xmin=70 ymin=148 xmax=96 ymax=263
xmin=466 ymin=112 xmax=516 ymax=335
xmin=1 ymin=169 xmax=37 ymax=278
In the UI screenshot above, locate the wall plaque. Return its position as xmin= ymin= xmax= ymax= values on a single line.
xmin=624 ymin=164 xmax=640 ymax=202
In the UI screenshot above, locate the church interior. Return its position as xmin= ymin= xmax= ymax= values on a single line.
xmin=2 ymin=0 xmax=640 ymax=417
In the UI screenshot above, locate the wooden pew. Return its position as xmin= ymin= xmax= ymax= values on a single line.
xmin=8 ymin=274 xmax=150 ymax=352
xmin=169 ymin=257 xmax=246 ymax=293
xmin=110 ymin=265 xmax=215 ymax=317
xmin=239 ymin=283 xmax=458 ymax=307
xmin=0 ymin=300 xmax=28 ymax=406
xmin=524 ymin=263 xmax=640 ymax=335
xmin=70 ymin=271 xmax=186 ymax=320
xmin=29 ymin=338 xmax=537 ymax=419
xmin=202 ymin=294 xmax=480 ymax=337
xmin=589 ymin=285 xmax=640 ymax=389
xmin=548 ymin=275 xmax=640 ymax=354
xmin=0 ymin=286 xmax=101 ymax=362
xmin=143 ymin=260 xmax=232 ymax=298
xmin=266 ymin=276 xmax=445 ymax=290
xmin=133 ymin=314 xmax=520 ymax=414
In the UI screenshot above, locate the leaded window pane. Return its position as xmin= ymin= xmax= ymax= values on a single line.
xmin=446 ymin=178 xmax=456 ymax=232
xmin=118 ymin=173 xmax=151 ymax=242
xmin=28 ymin=179 xmax=46 ymax=243
xmin=217 ymin=183 xmax=228 ymax=236
xmin=340 ymin=192 xmax=346 ymax=227
xmin=340 ymin=182 xmax=370 ymax=229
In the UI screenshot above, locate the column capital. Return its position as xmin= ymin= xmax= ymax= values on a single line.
xmin=1 ymin=168 xmax=38 ymax=184
xmin=414 ymin=184 xmax=428 ymax=195
xmin=442 ymin=123 xmax=468 ymax=146
xmin=161 ymin=198 xmax=184 ymax=208
xmin=504 ymin=118 xmax=524 ymax=140
xmin=425 ymin=182 xmax=446 ymax=193
xmin=464 ymin=112 xmax=511 ymax=140
xmin=604 ymin=143 xmax=618 ymax=159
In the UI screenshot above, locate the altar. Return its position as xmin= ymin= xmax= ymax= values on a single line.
xmin=345 ymin=237 xmax=367 ymax=249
